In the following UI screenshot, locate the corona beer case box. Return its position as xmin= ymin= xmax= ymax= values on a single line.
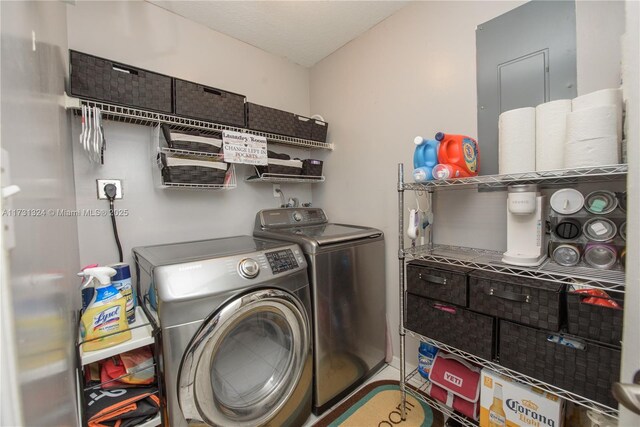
xmin=480 ymin=368 xmax=564 ymax=427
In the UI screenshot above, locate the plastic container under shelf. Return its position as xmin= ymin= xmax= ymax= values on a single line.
xmin=79 ymin=307 xmax=154 ymax=366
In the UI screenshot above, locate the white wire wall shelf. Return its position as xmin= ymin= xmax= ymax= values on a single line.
xmin=405 ymin=329 xmax=619 ymax=418
xmin=67 ymin=95 xmax=333 ymax=150
xmin=404 ymin=368 xmax=479 ymax=426
xmin=403 ymin=164 xmax=628 ymax=191
xmin=403 ymin=244 xmax=626 ymax=293
xmin=245 ymin=172 xmax=325 ymax=183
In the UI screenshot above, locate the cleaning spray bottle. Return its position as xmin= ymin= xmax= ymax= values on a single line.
xmin=79 ymin=266 xmax=132 ymax=352
xmin=413 ymin=136 xmax=440 ymax=182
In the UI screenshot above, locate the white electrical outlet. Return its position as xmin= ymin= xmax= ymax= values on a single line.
xmin=97 ymin=179 xmax=123 ymax=199
xmin=273 ymin=184 xmax=281 ymax=198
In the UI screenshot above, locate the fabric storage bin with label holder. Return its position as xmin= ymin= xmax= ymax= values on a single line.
xmin=256 ymin=158 xmax=303 ymax=176
xmin=161 ymin=124 xmax=222 ymax=154
xmin=499 ymin=320 xmax=620 ymax=408
xmin=566 ymin=290 xmax=623 ymax=346
xmin=310 ymin=118 xmax=329 ymax=142
xmin=159 ymin=153 xmax=228 ymax=185
xmin=302 ymin=159 xmax=323 ymax=176
xmin=405 ymin=294 xmax=495 ymax=361
xmin=468 ymin=270 xmax=564 ymax=331
xmin=70 ymin=50 xmax=173 ymax=113
xmin=174 ymin=79 xmax=246 ymax=127
xmin=407 ymin=261 xmax=473 ymax=307
xmin=246 ymin=103 xmax=296 ymax=137
xmin=294 ymin=115 xmax=314 ymax=140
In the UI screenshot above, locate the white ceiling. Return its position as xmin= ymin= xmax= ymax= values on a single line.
xmin=147 ymin=1 xmax=409 ymax=67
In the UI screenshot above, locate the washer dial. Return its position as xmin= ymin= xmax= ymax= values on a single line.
xmin=292 ymin=211 xmax=303 ymax=222
xmin=238 ymin=258 xmax=260 ymax=278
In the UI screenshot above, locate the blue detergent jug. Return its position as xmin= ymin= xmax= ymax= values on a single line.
xmin=418 ymin=341 xmax=439 ymax=379
xmin=413 ymin=136 xmax=439 ymax=182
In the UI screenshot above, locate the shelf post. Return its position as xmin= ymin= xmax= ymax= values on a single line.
xmin=398 ymin=163 xmax=407 ymax=420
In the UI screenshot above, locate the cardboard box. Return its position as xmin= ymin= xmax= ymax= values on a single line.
xmin=480 ymin=368 xmax=564 ymax=427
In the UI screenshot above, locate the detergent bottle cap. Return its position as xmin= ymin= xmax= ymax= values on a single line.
xmin=435 ymin=132 xmax=445 ymax=141
xmin=414 ymin=136 xmax=425 ymax=145
xmin=78 ymin=266 xmax=117 ymax=288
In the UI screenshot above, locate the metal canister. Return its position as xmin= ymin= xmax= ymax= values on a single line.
xmin=584 ymin=244 xmax=618 ymax=270
xmin=583 ymin=218 xmax=617 ymax=242
xmin=584 ymin=190 xmax=617 ymax=215
xmin=616 ymin=191 xmax=627 ymax=213
xmin=552 ymin=244 xmax=582 ymax=266
xmin=620 ymin=222 xmax=627 ymax=241
xmin=554 ymin=219 xmax=582 ymax=240
xmin=111 ymin=263 xmax=136 ymax=324
xmin=620 ymin=248 xmax=626 ymax=268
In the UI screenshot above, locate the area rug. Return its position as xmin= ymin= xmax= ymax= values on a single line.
xmin=313 ymin=380 xmax=444 ymax=427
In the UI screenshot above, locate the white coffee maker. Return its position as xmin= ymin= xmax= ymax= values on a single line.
xmin=502 ymin=184 xmax=548 ymax=266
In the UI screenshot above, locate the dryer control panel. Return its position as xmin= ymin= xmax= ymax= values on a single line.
xmin=265 ymin=248 xmax=302 ymax=274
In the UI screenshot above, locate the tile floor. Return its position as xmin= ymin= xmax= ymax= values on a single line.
xmin=301 ymin=364 xmax=400 ymax=426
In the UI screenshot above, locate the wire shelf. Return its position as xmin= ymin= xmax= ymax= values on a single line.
xmin=72 ymin=97 xmax=333 ymax=150
xmin=405 ymin=329 xmax=619 ymax=418
xmin=403 ymin=165 xmax=628 ymax=190
xmin=245 ymin=172 xmax=325 ymax=183
xmin=404 ymin=244 xmax=626 ymax=293
xmin=404 ymin=369 xmax=479 ymax=426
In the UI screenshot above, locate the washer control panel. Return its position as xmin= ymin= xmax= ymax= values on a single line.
xmin=265 ymin=249 xmax=300 ymax=274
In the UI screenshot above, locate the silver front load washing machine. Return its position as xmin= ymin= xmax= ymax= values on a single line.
xmin=133 ymin=236 xmax=312 ymax=427
xmin=254 ymin=208 xmax=386 ymax=414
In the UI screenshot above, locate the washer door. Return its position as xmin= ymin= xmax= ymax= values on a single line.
xmin=178 ymin=289 xmax=310 ymax=426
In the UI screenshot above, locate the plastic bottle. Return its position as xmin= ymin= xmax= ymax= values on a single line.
xmin=417 ymin=342 xmax=438 ymax=379
xmin=79 ymin=266 xmax=132 ymax=352
xmin=435 ymin=132 xmax=480 ymax=176
xmin=432 ymin=163 xmax=472 ymax=180
xmin=110 ymin=263 xmax=136 ymax=324
xmin=413 ymin=137 xmax=440 ymax=182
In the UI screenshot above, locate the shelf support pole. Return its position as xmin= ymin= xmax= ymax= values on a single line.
xmin=398 ymin=163 xmax=407 ymax=420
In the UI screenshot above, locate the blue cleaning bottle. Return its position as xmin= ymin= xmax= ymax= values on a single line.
xmin=418 ymin=342 xmax=439 ymax=379
xmin=413 ymin=136 xmax=440 ymax=182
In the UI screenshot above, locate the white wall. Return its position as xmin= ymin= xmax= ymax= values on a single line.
xmin=576 ymin=0 xmax=626 ymax=95
xmin=309 ymin=0 xmax=626 ymax=364
xmin=66 ymin=1 xmax=314 ymax=268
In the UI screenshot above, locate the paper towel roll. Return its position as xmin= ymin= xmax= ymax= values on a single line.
xmin=572 ymin=88 xmax=623 ymax=142
xmin=566 ymin=105 xmax=617 ymax=141
xmin=499 ymin=107 xmax=536 ymax=174
xmin=535 ymin=99 xmax=572 ymax=171
xmin=564 ymin=136 xmax=619 ymax=169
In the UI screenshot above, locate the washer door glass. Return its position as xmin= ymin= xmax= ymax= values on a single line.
xmin=179 ymin=289 xmax=310 ymax=426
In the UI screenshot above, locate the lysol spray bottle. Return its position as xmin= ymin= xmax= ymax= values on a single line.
xmin=489 ymin=383 xmax=507 ymax=427
xmin=79 ymin=267 xmax=132 ymax=352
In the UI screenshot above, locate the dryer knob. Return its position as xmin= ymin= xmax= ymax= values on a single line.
xmin=293 ymin=211 xmax=303 ymax=222
xmin=238 ymin=258 xmax=260 ymax=279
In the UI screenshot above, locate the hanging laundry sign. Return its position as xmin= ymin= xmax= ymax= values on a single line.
xmin=222 ymin=130 xmax=267 ymax=165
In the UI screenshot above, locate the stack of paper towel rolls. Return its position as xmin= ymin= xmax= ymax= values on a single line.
xmin=566 ymin=88 xmax=622 ymax=169
xmin=498 ymin=88 xmax=622 ymax=174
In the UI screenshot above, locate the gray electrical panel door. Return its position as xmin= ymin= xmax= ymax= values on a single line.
xmin=476 ymin=0 xmax=577 ymax=175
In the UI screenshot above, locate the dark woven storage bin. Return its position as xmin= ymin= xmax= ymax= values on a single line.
xmin=246 ymin=103 xmax=295 ymax=136
xmin=405 ymin=294 xmax=495 ymax=360
xmin=566 ymin=291 xmax=624 ymax=346
xmin=499 ymin=320 xmax=620 ymax=408
xmin=174 ymin=79 xmax=245 ymax=127
xmin=310 ymin=118 xmax=329 ymax=142
xmin=161 ymin=124 xmax=222 ymax=154
xmin=256 ymin=159 xmax=303 ymax=176
xmin=294 ymin=115 xmax=313 ymax=140
xmin=302 ymin=159 xmax=323 ymax=176
xmin=159 ymin=153 xmax=227 ymax=185
xmin=70 ymin=50 xmax=172 ymax=113
xmin=406 ymin=261 xmax=472 ymax=307
xmin=469 ymin=270 xmax=564 ymax=331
